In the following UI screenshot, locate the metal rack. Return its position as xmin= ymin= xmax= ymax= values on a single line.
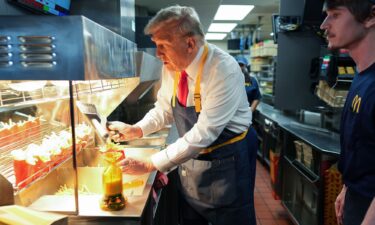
xmin=0 ymin=15 xmax=165 ymax=222
xmin=74 ymin=79 xmax=127 ymax=95
xmin=0 ymin=121 xmax=66 ymax=190
xmin=0 ymin=79 xmax=129 ymax=108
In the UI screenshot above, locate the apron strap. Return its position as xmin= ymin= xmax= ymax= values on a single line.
xmin=172 ymin=44 xmax=209 ymax=113
xmin=172 ymin=72 xmax=181 ymax=108
xmin=200 ymin=130 xmax=248 ymax=154
xmin=194 ymin=44 xmax=209 ymax=113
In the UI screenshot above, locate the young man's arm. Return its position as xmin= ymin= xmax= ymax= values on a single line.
xmin=361 ymin=197 xmax=375 ymax=225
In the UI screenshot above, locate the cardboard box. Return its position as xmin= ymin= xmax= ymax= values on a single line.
xmin=294 ymin=140 xmax=304 ymax=163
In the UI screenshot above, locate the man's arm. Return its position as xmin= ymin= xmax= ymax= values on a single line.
xmin=135 ymin=70 xmax=175 ymax=136
xmin=335 ymin=185 xmax=347 ymax=225
xmin=151 ymin=68 xmax=250 ymax=172
xmin=251 ymin=100 xmax=260 ymax=112
xmin=361 ymin=197 xmax=375 ymax=225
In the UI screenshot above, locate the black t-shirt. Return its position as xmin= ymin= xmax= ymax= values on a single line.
xmin=339 ymin=62 xmax=375 ymax=197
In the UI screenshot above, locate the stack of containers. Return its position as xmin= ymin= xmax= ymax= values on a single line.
xmin=323 ymin=165 xmax=343 ymax=225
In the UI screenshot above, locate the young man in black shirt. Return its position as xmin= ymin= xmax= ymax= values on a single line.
xmin=320 ymin=0 xmax=375 ymax=224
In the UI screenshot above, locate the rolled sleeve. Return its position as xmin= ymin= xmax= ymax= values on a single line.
xmin=151 ymin=149 xmax=177 ymax=173
xmin=134 ymin=71 xmax=175 ymax=137
xmin=136 ymin=119 xmax=155 ymax=137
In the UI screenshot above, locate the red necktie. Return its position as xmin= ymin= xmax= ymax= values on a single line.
xmin=178 ymin=70 xmax=188 ymax=107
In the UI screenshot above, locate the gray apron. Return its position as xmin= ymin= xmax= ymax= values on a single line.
xmin=172 ymin=99 xmax=257 ymax=225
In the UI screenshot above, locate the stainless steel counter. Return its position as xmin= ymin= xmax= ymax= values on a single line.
xmin=66 ymin=171 xmax=156 ymax=225
xmin=256 ymin=103 xmax=340 ymax=155
xmin=66 ymin=131 xmax=169 ymax=225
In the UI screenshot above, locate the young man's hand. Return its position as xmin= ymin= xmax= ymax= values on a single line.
xmin=335 ymin=185 xmax=347 ymax=225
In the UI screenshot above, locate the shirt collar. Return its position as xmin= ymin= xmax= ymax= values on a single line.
xmin=185 ymin=44 xmax=205 ymax=80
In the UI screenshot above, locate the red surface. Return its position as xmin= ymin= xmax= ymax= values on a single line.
xmin=255 ymin=160 xmax=293 ymax=225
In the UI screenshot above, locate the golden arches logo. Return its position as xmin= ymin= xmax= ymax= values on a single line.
xmin=351 ymin=95 xmax=361 ymax=113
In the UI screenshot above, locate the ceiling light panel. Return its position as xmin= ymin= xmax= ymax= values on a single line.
xmin=214 ymin=5 xmax=254 ymax=21
xmin=208 ymin=23 xmax=237 ymax=32
xmin=205 ymin=33 xmax=227 ymax=40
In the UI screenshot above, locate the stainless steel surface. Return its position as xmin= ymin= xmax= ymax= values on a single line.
xmin=15 ymin=160 xmax=77 ymax=209
xmin=23 ymin=147 xmax=160 ymax=218
xmin=124 ymin=137 xmax=166 ymax=147
xmin=256 ymin=102 xmax=340 ymax=155
xmin=282 ymin=122 xmax=340 ymax=155
xmin=0 ymin=79 xmax=139 ymax=123
xmin=123 ymin=127 xmax=169 ymax=148
xmin=75 ymin=101 xmax=108 ymax=143
xmin=120 ymin=0 xmax=135 ymax=42
xmin=82 ymin=17 xmax=136 ymax=80
xmin=135 ymin=51 xmax=162 ymax=82
xmin=118 ymin=51 xmax=161 ymax=109
xmin=91 ymin=119 xmax=109 ymax=144
xmin=0 ymin=16 xmax=136 ymax=80
xmin=70 ymin=0 xmax=135 ymax=42
xmin=0 ymin=13 xmax=164 ymax=221
xmin=299 ymin=110 xmax=322 ymax=127
xmin=122 ymin=80 xmax=157 ymax=105
xmin=107 ymin=51 xmax=162 ymax=124
xmin=76 ymin=78 xmax=140 ymax=119
xmin=76 ymin=101 xmax=103 ymax=122
xmin=0 ymin=115 xmax=169 ymax=216
xmin=114 ymin=51 xmax=161 ymax=109
xmin=0 ymin=81 xmax=62 ymax=109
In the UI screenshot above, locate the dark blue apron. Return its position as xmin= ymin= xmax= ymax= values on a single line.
xmin=172 ymin=99 xmax=258 ymax=225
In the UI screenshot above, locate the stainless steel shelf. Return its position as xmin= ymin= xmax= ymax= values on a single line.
xmin=0 ymin=79 xmax=128 ymax=109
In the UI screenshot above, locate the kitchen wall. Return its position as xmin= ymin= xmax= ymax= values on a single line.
xmin=207 ymin=40 xmax=228 ymax=52
xmin=0 ymin=0 xmax=33 ymax=15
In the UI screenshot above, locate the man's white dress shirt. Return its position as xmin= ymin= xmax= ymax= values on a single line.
xmin=136 ymin=43 xmax=252 ymax=172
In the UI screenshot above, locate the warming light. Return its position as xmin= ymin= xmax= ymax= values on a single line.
xmin=208 ymin=23 xmax=237 ymax=32
xmin=205 ymin=33 xmax=227 ymax=40
xmin=214 ymin=5 xmax=254 ymax=21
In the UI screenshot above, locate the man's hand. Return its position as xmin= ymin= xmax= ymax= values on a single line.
xmin=335 ymin=185 xmax=347 ymax=225
xmin=107 ymin=121 xmax=143 ymax=142
xmin=118 ymin=157 xmax=156 ymax=175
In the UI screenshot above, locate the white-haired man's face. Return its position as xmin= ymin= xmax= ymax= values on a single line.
xmin=151 ymin=22 xmax=198 ymax=72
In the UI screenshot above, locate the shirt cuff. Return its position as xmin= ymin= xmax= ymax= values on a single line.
xmin=135 ymin=120 xmax=153 ymax=137
xmin=151 ymin=149 xmax=177 ymax=173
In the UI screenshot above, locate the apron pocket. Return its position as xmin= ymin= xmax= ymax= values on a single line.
xmin=211 ymin=156 xmax=237 ymax=206
xmin=178 ymin=156 xmax=237 ymax=207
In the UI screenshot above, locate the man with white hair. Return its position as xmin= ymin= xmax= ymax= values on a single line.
xmin=109 ymin=5 xmax=258 ymax=225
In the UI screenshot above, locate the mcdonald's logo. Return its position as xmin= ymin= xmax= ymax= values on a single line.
xmin=351 ymin=95 xmax=361 ymax=113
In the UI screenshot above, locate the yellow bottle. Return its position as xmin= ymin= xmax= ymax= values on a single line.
xmin=100 ymin=152 xmax=126 ymax=211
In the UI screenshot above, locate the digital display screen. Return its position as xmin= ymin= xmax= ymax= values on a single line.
xmin=9 ymin=0 xmax=71 ymax=16
xmin=321 ymin=55 xmax=331 ymax=70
